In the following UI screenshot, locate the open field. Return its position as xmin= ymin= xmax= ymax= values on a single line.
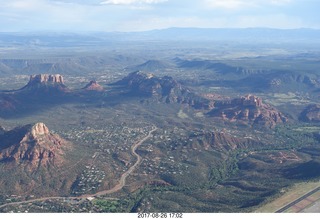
xmin=294 ymin=126 xmax=320 ymax=133
xmin=263 ymin=93 xmax=312 ymax=106
xmin=177 ymin=109 xmax=189 ymax=119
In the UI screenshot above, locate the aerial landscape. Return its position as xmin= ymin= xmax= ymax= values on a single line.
xmin=1 ymin=0 xmax=320 ymax=214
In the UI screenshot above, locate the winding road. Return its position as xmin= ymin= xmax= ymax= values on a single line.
xmin=0 ymin=126 xmax=157 ymax=209
xmin=84 ymin=126 xmax=157 ymax=197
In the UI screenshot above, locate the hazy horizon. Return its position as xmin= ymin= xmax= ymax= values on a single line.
xmin=1 ymin=26 xmax=320 ymax=34
xmin=0 ymin=0 xmax=319 ymax=32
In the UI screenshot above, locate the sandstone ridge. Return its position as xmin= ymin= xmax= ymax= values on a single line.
xmin=208 ymin=94 xmax=288 ymax=128
xmin=30 ymin=74 xmax=64 ymax=84
xmin=0 ymin=122 xmax=67 ymax=169
xmin=21 ymin=74 xmax=68 ymax=92
xmin=114 ymin=71 xmax=213 ymax=109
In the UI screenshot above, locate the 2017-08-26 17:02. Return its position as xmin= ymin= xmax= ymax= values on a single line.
xmin=137 ymin=213 xmax=183 ymax=218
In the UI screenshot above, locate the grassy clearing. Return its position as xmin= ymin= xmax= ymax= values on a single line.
xmin=177 ymin=109 xmax=189 ymax=119
xmin=255 ymin=181 xmax=320 ymax=213
xmin=263 ymin=92 xmax=311 ymax=106
xmin=293 ymin=126 xmax=320 ymax=133
xmin=195 ymin=112 xmax=204 ymax=118
xmin=209 ymin=87 xmax=222 ymax=91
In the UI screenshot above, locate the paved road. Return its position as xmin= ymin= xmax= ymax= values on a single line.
xmin=275 ymin=187 xmax=320 ymax=213
xmin=0 ymin=127 xmax=157 ymax=209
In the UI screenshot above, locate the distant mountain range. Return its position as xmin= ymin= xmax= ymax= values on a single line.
xmin=1 ymin=28 xmax=320 ymax=47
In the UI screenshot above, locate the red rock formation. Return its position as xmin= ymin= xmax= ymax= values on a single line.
xmin=29 ymin=74 xmax=64 ymax=84
xmin=240 ymin=94 xmax=263 ymax=107
xmin=114 ymin=71 xmax=212 ymax=109
xmin=0 ymin=123 xmax=67 ymax=169
xmin=21 ymin=74 xmax=68 ymax=92
xmin=83 ymin=80 xmax=104 ymax=91
xmin=209 ymin=94 xmax=288 ymax=128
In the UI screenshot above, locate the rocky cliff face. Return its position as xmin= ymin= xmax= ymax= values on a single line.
xmin=0 ymin=74 xmax=70 ymax=116
xmin=231 ymin=94 xmax=263 ymax=107
xmin=115 ymin=71 xmax=213 ymax=109
xmin=300 ymin=104 xmax=320 ymax=122
xmin=0 ymin=122 xmax=66 ymax=169
xmin=208 ymin=94 xmax=288 ymax=128
xmin=30 ymin=74 xmax=64 ymax=84
xmin=21 ymin=74 xmax=68 ymax=92
xmin=83 ymin=80 xmax=104 ymax=91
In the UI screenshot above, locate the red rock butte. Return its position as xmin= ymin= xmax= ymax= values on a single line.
xmin=29 ymin=74 xmax=64 ymax=84
xmin=239 ymin=94 xmax=263 ymax=107
xmin=83 ymin=80 xmax=104 ymax=91
xmin=30 ymin=122 xmax=50 ymax=137
xmin=0 ymin=122 xmax=67 ymax=168
xmin=209 ymin=94 xmax=288 ymax=128
xmin=21 ymin=74 xmax=68 ymax=92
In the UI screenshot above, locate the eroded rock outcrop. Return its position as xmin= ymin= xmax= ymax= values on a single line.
xmin=21 ymin=74 xmax=68 ymax=92
xmin=0 ymin=122 xmax=67 ymax=169
xmin=30 ymin=74 xmax=64 ymax=84
xmin=83 ymin=80 xmax=104 ymax=91
xmin=114 ymin=71 xmax=213 ymax=109
xmin=208 ymin=94 xmax=288 ymax=128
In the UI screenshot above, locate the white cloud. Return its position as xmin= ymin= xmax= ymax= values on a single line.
xmin=100 ymin=0 xmax=167 ymax=5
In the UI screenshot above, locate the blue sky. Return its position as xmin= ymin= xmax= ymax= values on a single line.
xmin=0 ymin=0 xmax=319 ymax=32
